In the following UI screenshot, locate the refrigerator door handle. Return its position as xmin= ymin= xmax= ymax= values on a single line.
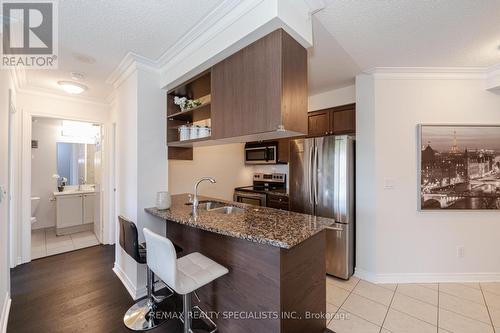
xmin=314 ymin=145 xmax=318 ymax=204
xmin=308 ymin=146 xmax=313 ymax=205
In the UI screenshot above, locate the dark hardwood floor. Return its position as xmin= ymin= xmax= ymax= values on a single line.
xmin=8 ymin=244 xmax=335 ymax=333
xmin=7 ymin=245 xmax=183 ymax=333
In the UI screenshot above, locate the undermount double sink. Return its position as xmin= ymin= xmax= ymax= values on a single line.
xmin=186 ymin=200 xmax=245 ymax=215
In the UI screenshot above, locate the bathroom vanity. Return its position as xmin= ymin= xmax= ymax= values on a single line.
xmin=54 ymin=189 xmax=96 ymax=235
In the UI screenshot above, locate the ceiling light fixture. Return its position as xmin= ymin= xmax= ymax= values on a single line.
xmin=57 ymin=81 xmax=88 ymax=94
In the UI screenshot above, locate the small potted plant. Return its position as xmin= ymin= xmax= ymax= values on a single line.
xmin=53 ymin=174 xmax=67 ymax=192
xmin=174 ymin=96 xmax=202 ymax=112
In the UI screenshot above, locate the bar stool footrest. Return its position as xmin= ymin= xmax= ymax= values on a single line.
xmin=180 ymin=305 xmax=217 ymax=333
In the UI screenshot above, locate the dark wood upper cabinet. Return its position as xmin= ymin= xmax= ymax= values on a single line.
xmin=211 ymin=29 xmax=308 ymax=140
xmin=167 ymin=30 xmax=307 ymax=160
xmin=308 ymin=110 xmax=331 ymax=137
xmin=332 ymin=108 xmax=356 ymax=134
xmin=308 ymin=103 xmax=355 ymax=137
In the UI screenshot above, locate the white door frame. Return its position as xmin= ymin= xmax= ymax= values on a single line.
xmin=16 ymin=108 xmax=113 ymax=265
xmin=8 ymin=88 xmax=18 ymax=268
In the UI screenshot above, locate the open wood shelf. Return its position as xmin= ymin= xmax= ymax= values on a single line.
xmin=167 ymin=71 xmax=212 ymax=160
xmin=167 ymin=136 xmax=212 ymax=147
xmin=167 ymin=102 xmax=211 ymax=122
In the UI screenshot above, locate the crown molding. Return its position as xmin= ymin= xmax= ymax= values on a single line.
xmin=363 ymin=67 xmax=489 ymax=80
xmin=17 ymin=85 xmax=110 ymax=106
xmin=105 ymin=0 xmax=243 ymax=89
xmin=105 ymin=0 xmax=316 ymax=91
xmin=155 ymin=0 xmax=243 ymax=69
xmin=106 ymin=52 xmax=160 ymax=88
xmin=9 ymin=64 xmax=110 ymax=105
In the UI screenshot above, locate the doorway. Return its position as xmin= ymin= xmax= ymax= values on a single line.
xmin=30 ymin=117 xmax=103 ymax=259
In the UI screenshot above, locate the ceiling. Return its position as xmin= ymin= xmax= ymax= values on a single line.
xmin=308 ymin=17 xmax=360 ymax=95
xmin=315 ymin=0 xmax=500 ymax=69
xmin=24 ymin=0 xmax=226 ymax=101
xmin=19 ymin=0 xmax=500 ymax=102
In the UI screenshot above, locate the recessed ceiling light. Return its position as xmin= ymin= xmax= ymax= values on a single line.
xmin=57 ymin=81 xmax=88 ymax=94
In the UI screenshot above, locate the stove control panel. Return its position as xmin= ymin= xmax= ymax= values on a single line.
xmin=253 ymin=173 xmax=286 ymax=184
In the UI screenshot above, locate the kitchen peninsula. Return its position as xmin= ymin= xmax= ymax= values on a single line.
xmin=146 ymin=194 xmax=335 ymax=333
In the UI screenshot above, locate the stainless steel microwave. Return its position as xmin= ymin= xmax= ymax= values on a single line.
xmin=244 ymin=142 xmax=277 ymax=164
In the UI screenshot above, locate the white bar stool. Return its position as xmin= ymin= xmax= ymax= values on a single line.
xmin=143 ymin=228 xmax=229 ymax=333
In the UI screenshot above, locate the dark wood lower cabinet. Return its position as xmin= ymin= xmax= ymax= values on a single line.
xmin=266 ymin=194 xmax=289 ymax=210
xmin=166 ymin=221 xmax=326 ymax=333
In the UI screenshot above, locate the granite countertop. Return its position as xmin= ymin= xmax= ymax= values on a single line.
xmin=145 ymin=193 xmax=334 ymax=249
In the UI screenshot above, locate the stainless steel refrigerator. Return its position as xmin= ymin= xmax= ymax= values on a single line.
xmin=289 ymin=135 xmax=355 ymax=279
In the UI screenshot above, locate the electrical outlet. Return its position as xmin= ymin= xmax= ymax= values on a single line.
xmin=457 ymin=246 xmax=465 ymax=258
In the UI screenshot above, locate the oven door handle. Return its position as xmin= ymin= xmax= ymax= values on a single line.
xmin=234 ymin=191 xmax=267 ymax=206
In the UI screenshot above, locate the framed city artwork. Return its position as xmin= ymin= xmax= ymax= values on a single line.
xmin=419 ymin=125 xmax=500 ymax=210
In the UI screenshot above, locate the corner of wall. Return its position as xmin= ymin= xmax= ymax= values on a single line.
xmin=0 ymin=292 xmax=11 ymax=333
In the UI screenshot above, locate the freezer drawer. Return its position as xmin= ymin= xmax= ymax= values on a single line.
xmin=326 ymin=222 xmax=354 ymax=279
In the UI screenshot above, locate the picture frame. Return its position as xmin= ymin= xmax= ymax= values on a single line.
xmin=418 ymin=124 xmax=500 ymax=210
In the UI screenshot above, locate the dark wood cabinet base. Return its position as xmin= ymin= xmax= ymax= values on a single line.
xmin=166 ymin=221 xmax=326 ymax=333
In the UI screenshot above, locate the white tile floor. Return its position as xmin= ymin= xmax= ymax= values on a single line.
xmin=31 ymin=228 xmax=99 ymax=259
xmin=327 ymin=276 xmax=500 ymax=333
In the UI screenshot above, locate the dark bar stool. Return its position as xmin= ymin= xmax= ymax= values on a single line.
xmin=119 ymin=216 xmax=182 ymax=331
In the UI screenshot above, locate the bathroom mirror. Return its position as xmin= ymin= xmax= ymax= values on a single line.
xmin=56 ymin=143 xmax=96 ymax=185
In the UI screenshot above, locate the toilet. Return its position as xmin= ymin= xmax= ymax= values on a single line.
xmin=31 ymin=197 xmax=40 ymax=224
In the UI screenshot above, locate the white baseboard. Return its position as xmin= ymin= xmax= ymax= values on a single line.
xmin=113 ymin=263 xmax=140 ymax=300
xmin=1 ymin=292 xmax=11 ymax=333
xmin=353 ymin=268 xmax=378 ymax=282
xmin=113 ymin=263 xmax=167 ymax=301
xmin=354 ymin=268 xmax=500 ymax=284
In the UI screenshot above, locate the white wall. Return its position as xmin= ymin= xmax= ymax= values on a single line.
xmin=112 ymin=65 xmax=167 ymax=299
xmin=169 ymin=144 xmax=253 ymax=200
xmin=0 ymin=70 xmax=14 ymax=332
xmin=17 ymin=91 xmax=109 ymax=123
xmin=356 ymin=71 xmax=500 ymax=283
xmin=308 ymin=84 xmax=355 ymax=111
xmin=168 ymin=144 xmax=291 ymax=201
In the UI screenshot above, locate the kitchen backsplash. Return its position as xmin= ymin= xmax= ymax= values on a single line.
xmin=246 ymin=164 xmax=289 ymax=188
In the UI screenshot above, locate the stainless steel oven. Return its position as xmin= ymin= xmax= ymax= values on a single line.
xmin=244 ymin=143 xmax=277 ymax=164
xmin=233 ymin=190 xmax=267 ymax=207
